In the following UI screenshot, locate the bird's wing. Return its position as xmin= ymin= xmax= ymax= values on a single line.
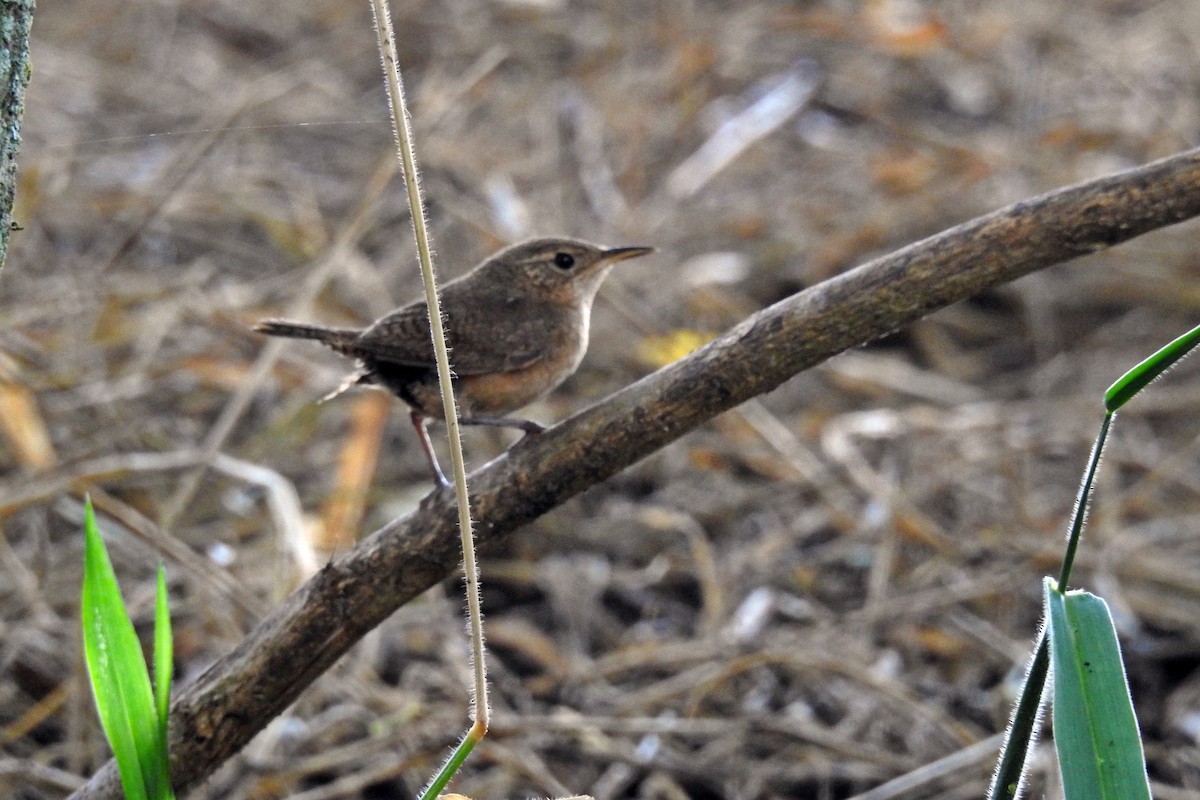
xmin=351 ymin=297 xmax=551 ymax=375
xmin=350 ymin=303 xmax=434 ymax=365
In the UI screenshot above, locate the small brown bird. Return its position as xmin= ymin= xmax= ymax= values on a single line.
xmin=256 ymin=237 xmax=653 ymax=486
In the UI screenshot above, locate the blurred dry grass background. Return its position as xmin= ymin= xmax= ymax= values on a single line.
xmin=5 ymin=1 xmax=1200 ymax=798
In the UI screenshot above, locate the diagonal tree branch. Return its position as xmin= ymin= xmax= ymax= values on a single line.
xmin=72 ymin=146 xmax=1200 ymax=799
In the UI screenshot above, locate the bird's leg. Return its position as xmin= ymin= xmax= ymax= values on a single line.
xmin=410 ymin=410 xmax=450 ymax=487
xmin=458 ymin=415 xmax=546 ymax=435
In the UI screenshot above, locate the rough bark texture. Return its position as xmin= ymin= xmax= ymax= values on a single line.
xmin=71 ymin=146 xmax=1200 ymax=799
xmin=0 ymin=0 xmax=33 ymax=269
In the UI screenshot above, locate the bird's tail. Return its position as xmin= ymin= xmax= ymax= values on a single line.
xmin=254 ymin=319 xmax=358 ymax=351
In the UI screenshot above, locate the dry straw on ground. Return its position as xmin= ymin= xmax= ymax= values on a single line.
xmin=6 ymin=2 xmax=1200 ymax=799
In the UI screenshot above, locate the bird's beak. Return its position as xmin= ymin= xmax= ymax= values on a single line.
xmin=601 ymin=245 xmax=655 ymax=264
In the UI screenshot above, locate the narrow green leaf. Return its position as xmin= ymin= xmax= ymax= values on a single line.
xmin=81 ymin=498 xmax=166 ymax=800
xmin=419 ymin=727 xmax=483 ymax=800
xmin=1058 ymin=414 xmax=1111 ymax=590
xmin=153 ymin=563 xmax=174 ymax=797
xmin=82 ymin=500 xmax=149 ymax=800
xmin=987 ymin=628 xmax=1050 ymax=800
xmin=1105 ymin=322 xmax=1200 ymax=412
xmin=1045 ymin=579 xmax=1151 ymax=800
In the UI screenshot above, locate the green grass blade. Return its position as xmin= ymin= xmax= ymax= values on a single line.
xmin=987 ymin=628 xmax=1050 ymax=799
xmin=81 ymin=498 xmax=168 ymax=800
xmin=1058 ymin=413 xmax=1111 ymax=590
xmin=1045 ymin=579 xmax=1151 ymax=800
xmin=153 ymin=563 xmax=174 ymax=797
xmin=1105 ymin=322 xmax=1200 ymax=412
xmin=418 ymin=728 xmax=482 ymax=800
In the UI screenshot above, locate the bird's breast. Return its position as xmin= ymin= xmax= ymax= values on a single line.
xmin=458 ymin=309 xmax=589 ymax=415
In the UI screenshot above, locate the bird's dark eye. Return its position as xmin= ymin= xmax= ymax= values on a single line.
xmin=553 ymin=252 xmax=575 ymax=269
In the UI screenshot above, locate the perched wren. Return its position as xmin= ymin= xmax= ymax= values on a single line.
xmin=255 ymin=237 xmax=653 ymax=486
